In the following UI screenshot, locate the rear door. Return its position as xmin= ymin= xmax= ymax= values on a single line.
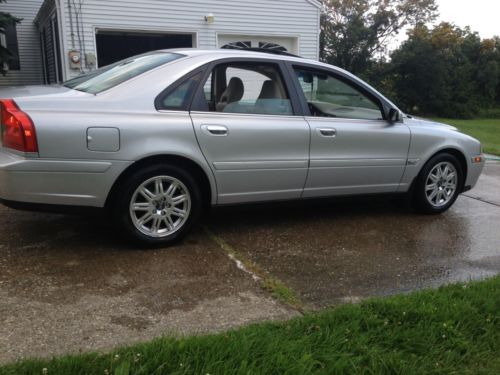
xmin=190 ymin=59 xmax=310 ymax=204
xmin=290 ymin=64 xmax=411 ymax=197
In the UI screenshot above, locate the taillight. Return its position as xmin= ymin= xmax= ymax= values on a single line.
xmin=0 ymin=99 xmax=38 ymax=153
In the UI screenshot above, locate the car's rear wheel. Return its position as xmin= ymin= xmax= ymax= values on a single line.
xmin=113 ymin=164 xmax=202 ymax=246
xmin=412 ymin=153 xmax=463 ymax=214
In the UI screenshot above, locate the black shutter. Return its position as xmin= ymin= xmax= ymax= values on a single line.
xmin=4 ymin=24 xmax=20 ymax=70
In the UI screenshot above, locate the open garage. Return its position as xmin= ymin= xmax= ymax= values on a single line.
xmin=95 ymin=30 xmax=194 ymax=67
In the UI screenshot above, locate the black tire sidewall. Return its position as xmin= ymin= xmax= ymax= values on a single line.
xmin=413 ymin=153 xmax=463 ymax=214
xmin=113 ymin=164 xmax=202 ymax=246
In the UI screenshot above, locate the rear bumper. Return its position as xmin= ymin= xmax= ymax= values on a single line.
xmin=0 ymin=148 xmax=131 ymax=207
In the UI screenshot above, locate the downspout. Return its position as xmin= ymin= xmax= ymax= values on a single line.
xmin=67 ymin=0 xmax=75 ymax=48
xmin=55 ymin=0 xmax=69 ymax=81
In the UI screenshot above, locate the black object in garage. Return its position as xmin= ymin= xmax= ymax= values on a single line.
xmin=96 ymin=31 xmax=193 ymax=67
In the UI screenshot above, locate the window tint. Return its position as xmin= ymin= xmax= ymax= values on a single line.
xmin=159 ymin=71 xmax=203 ymax=111
xmin=64 ymin=52 xmax=183 ymax=94
xmin=201 ymin=63 xmax=293 ymax=116
xmin=294 ymin=68 xmax=383 ymax=121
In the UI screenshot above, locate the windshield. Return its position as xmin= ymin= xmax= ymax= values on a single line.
xmin=63 ymin=52 xmax=183 ymax=94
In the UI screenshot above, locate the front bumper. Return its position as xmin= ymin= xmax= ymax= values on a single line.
xmin=464 ymin=154 xmax=486 ymax=191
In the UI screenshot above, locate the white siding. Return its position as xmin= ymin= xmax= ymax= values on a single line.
xmin=60 ymin=0 xmax=320 ymax=79
xmin=0 ymin=0 xmax=44 ymax=86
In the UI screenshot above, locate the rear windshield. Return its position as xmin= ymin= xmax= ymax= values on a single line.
xmin=63 ymin=52 xmax=183 ymax=94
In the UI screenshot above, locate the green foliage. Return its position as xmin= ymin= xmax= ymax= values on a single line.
xmin=0 ymin=0 xmax=21 ymax=76
xmin=1 ymin=276 xmax=499 ymax=374
xmin=389 ymin=24 xmax=500 ymax=118
xmin=320 ymin=1 xmax=500 ymax=118
xmin=320 ymin=0 xmax=438 ymax=74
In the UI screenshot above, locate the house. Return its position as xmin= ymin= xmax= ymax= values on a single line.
xmin=0 ymin=0 xmax=321 ymax=86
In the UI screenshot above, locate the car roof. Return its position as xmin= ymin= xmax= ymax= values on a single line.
xmin=157 ymin=48 xmax=319 ymax=64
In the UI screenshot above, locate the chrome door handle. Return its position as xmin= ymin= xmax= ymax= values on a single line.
xmin=317 ymin=128 xmax=336 ymax=137
xmin=201 ymin=125 xmax=228 ymax=136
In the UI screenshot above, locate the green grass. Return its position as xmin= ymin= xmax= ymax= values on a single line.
xmin=1 ymin=276 xmax=499 ymax=375
xmin=433 ymin=117 xmax=500 ymax=156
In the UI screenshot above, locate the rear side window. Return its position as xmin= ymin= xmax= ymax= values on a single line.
xmin=199 ymin=62 xmax=293 ymax=116
xmin=157 ymin=71 xmax=204 ymax=111
xmin=64 ymin=53 xmax=183 ymax=94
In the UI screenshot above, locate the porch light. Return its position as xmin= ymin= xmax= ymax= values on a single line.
xmin=205 ymin=13 xmax=215 ymax=24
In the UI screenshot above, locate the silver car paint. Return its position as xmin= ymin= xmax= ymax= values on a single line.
xmin=191 ymin=111 xmax=310 ymax=204
xmin=303 ymin=116 xmax=411 ymax=197
xmin=398 ymin=117 xmax=484 ymax=192
xmin=0 ymin=49 xmax=485 ymax=208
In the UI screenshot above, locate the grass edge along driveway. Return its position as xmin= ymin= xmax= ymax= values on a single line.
xmin=1 ymin=276 xmax=499 ymax=375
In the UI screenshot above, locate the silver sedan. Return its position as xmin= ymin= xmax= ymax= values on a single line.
xmin=0 ymin=49 xmax=485 ymax=245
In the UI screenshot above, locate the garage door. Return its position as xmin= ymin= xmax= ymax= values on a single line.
xmin=96 ymin=30 xmax=194 ymax=67
xmin=218 ymin=34 xmax=298 ymax=54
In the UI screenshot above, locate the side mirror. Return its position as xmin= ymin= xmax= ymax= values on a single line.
xmin=388 ymin=108 xmax=400 ymax=123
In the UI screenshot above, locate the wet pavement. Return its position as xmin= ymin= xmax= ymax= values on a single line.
xmin=0 ymin=161 xmax=499 ymax=363
xmin=0 ymin=215 xmax=295 ymax=363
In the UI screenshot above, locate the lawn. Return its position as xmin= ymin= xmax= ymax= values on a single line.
xmin=433 ymin=117 xmax=500 ymax=156
xmin=1 ymin=277 xmax=499 ymax=375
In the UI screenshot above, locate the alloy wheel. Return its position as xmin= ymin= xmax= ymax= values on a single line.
xmin=425 ymin=161 xmax=457 ymax=208
xmin=129 ymin=176 xmax=191 ymax=238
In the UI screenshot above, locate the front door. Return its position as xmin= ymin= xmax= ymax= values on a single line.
xmin=190 ymin=60 xmax=310 ymax=204
xmin=292 ymin=65 xmax=411 ymax=197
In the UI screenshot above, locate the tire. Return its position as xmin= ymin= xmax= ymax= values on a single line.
xmin=112 ymin=164 xmax=202 ymax=246
xmin=412 ymin=152 xmax=464 ymax=214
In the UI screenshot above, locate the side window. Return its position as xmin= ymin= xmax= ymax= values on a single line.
xmin=203 ymin=73 xmax=213 ymax=101
xmin=294 ymin=68 xmax=383 ymax=121
xmin=201 ymin=63 xmax=293 ymax=116
xmin=158 ymin=71 xmax=203 ymax=111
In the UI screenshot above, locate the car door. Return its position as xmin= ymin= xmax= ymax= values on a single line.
xmin=290 ymin=64 xmax=411 ymax=198
xmin=190 ymin=59 xmax=310 ymax=204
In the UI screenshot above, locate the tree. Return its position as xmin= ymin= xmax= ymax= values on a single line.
xmin=320 ymin=0 xmax=438 ymax=75
xmin=0 ymin=0 xmax=21 ymax=76
xmin=389 ymin=23 xmax=499 ymax=118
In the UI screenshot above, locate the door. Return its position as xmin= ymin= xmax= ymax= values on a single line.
xmin=292 ymin=65 xmax=411 ymax=197
xmin=190 ymin=60 xmax=310 ymax=204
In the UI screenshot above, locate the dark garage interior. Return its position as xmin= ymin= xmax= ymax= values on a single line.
xmin=95 ymin=31 xmax=193 ymax=67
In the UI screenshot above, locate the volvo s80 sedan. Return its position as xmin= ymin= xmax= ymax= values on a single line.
xmin=0 ymin=49 xmax=485 ymax=245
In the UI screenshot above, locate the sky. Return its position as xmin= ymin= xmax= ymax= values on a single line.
xmin=435 ymin=0 xmax=499 ymax=39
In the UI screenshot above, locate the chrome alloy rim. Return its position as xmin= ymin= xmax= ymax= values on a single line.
xmin=129 ymin=176 xmax=191 ymax=238
xmin=425 ymin=162 xmax=457 ymax=208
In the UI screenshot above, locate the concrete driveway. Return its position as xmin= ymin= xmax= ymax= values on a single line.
xmin=1 ymin=161 xmax=499 ymax=363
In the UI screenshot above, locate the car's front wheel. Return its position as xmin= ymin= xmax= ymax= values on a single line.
xmin=413 ymin=153 xmax=463 ymax=214
xmin=113 ymin=164 xmax=202 ymax=246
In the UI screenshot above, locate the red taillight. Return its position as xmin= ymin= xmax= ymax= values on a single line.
xmin=0 ymin=99 xmax=38 ymax=153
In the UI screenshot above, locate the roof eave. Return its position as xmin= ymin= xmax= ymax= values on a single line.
xmin=306 ymin=0 xmax=322 ymax=9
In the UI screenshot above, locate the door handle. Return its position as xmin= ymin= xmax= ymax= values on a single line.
xmin=317 ymin=128 xmax=336 ymax=137
xmin=201 ymin=125 xmax=228 ymax=136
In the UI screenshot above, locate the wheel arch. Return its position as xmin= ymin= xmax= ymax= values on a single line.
xmin=412 ymin=147 xmax=468 ymax=192
xmin=105 ymin=154 xmax=214 ymax=210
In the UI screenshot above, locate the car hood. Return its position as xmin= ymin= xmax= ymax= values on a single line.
xmin=404 ymin=116 xmax=458 ymax=131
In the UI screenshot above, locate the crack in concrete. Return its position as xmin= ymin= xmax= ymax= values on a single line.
xmin=463 ymin=194 xmax=500 ymax=208
xmin=204 ymin=227 xmax=305 ymax=314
